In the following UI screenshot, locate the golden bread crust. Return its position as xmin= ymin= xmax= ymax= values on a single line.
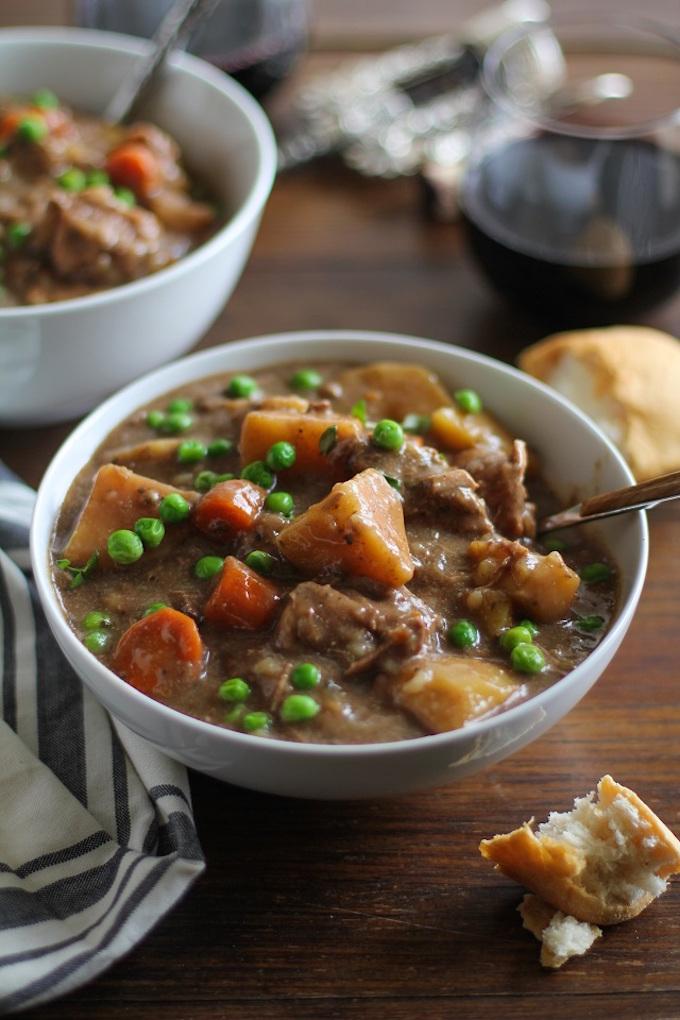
xmin=518 ymin=326 xmax=680 ymax=480
xmin=480 ymin=775 xmax=680 ymax=926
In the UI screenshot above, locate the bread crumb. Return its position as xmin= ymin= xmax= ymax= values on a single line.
xmin=518 ymin=893 xmax=602 ymax=968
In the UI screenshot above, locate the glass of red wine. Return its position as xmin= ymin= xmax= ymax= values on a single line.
xmin=77 ymin=0 xmax=308 ymax=100
xmin=459 ymin=18 xmax=680 ymax=327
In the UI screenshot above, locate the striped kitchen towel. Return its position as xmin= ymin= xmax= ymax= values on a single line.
xmin=0 ymin=467 xmax=205 ymax=1014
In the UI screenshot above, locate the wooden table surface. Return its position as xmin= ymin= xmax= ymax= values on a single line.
xmin=2 ymin=40 xmax=680 ymax=1020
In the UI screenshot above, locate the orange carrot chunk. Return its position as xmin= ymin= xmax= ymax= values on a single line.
xmin=0 ymin=108 xmax=36 ymax=144
xmin=204 ymin=556 xmax=280 ymax=630
xmin=112 ymin=607 xmax=204 ymax=696
xmin=193 ymin=479 xmax=266 ymax=538
xmin=106 ymin=142 xmax=161 ymax=198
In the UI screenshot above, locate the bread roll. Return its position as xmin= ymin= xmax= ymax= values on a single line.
xmin=480 ymin=775 xmax=680 ymax=925
xmin=518 ymin=326 xmax=680 ymax=480
xmin=518 ymin=893 xmax=602 ymax=969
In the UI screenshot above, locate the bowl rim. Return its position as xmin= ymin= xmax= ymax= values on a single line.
xmin=0 ymin=26 xmax=277 ymax=318
xmin=31 ymin=329 xmax=649 ymax=758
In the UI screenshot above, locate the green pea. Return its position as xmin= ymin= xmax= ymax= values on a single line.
xmin=194 ymin=470 xmax=219 ymax=492
xmin=280 ymin=694 xmax=320 ymax=723
xmin=194 ymin=555 xmax=224 ymax=580
xmin=82 ymin=611 xmax=111 ymax=631
xmin=114 ymin=186 xmax=136 ymax=207
xmin=6 ymin=222 xmax=31 ymax=249
xmin=447 ymin=619 xmax=479 ymax=649
xmin=225 ymin=704 xmax=245 ymax=726
xmin=57 ymin=167 xmax=87 ymax=192
xmin=500 ymin=625 xmax=534 ymax=652
xmin=245 ymin=550 xmax=275 ymax=576
xmin=207 ymin=438 xmax=233 ymax=457
xmin=454 ymin=389 xmax=482 ymax=415
xmin=575 ymin=614 xmax=605 ymax=632
xmin=511 ymin=643 xmax=546 ymax=674
xmin=158 ymin=493 xmax=191 ymax=523
xmin=215 ymin=472 xmax=235 ymax=483
xmin=107 ymin=529 xmax=144 ymax=565
xmin=265 ymin=491 xmax=294 ymax=516
xmin=290 ymin=368 xmax=322 ymax=391
xmin=265 ymin=441 xmax=296 ymax=471
xmin=84 ymin=630 xmax=109 ymax=654
xmin=241 ymin=460 xmax=275 ymax=489
xmin=158 ymin=410 xmax=193 ymax=434
xmin=17 ymin=116 xmax=47 ymax=142
xmin=402 ymin=413 xmax=431 ymax=435
xmin=218 ymin=677 xmax=251 ymax=703
xmin=372 ymin=419 xmax=404 ymax=451
xmin=290 ymin=663 xmax=321 ymax=690
xmin=520 ymin=619 xmax=539 ymax=637
xmin=146 ymin=409 xmax=165 ymax=429
xmin=243 ymin=711 xmax=271 ymax=733
xmin=143 ymin=602 xmax=169 ymax=617
xmin=85 ymin=168 xmax=109 ymax=187
xmin=177 ymin=439 xmax=207 ymax=464
xmin=32 ymin=88 xmax=59 ymax=109
xmin=543 ymin=536 xmax=567 ymax=553
xmin=226 ymin=374 xmax=257 ymax=398
xmin=167 ymin=397 xmax=193 ymax=414
xmin=134 ymin=517 xmax=165 ymax=548
xmin=580 ymin=562 xmax=613 ymax=584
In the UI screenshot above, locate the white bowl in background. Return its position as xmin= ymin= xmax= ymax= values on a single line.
xmin=31 ymin=331 xmax=648 ymax=799
xmin=0 ymin=28 xmax=276 ymax=426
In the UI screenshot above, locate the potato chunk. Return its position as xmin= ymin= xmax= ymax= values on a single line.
xmin=277 ymin=468 xmax=414 ymax=587
xmin=337 ymin=362 xmax=452 ymax=420
xmin=391 ymin=655 xmax=518 ymax=733
xmin=111 ymin=438 xmax=181 ymax=468
xmin=62 ymin=463 xmax=196 ymax=568
xmin=430 ymin=405 xmax=513 ymax=454
xmin=240 ymin=410 xmax=363 ymax=476
xmin=468 ymin=537 xmax=580 ymax=623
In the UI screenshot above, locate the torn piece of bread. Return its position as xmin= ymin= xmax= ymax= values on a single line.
xmin=518 ymin=326 xmax=680 ymax=480
xmin=519 ymin=893 xmax=602 ymax=969
xmin=480 ymin=775 xmax=680 ymax=925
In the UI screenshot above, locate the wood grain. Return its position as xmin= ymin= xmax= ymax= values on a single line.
xmin=1 ymin=31 xmax=680 ymax=1020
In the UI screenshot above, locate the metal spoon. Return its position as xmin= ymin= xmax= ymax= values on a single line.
xmin=104 ymin=0 xmax=222 ymax=124
xmin=539 ymin=469 xmax=680 ymax=534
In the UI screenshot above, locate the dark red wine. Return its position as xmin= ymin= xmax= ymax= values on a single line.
xmin=460 ymin=135 xmax=680 ymax=325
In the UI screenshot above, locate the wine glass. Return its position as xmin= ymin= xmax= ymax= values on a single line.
xmin=459 ymin=17 xmax=680 ymax=327
xmin=76 ymin=0 xmax=308 ymax=99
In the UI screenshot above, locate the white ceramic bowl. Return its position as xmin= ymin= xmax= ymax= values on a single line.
xmin=0 ymin=28 xmax=276 ymax=426
xmin=31 ymin=331 xmax=648 ymax=799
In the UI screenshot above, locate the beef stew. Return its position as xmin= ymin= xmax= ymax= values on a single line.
xmin=0 ymin=90 xmax=218 ymax=305
xmin=52 ymin=361 xmax=617 ymax=744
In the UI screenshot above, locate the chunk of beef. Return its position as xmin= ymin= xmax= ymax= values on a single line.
xmin=410 ymin=468 xmax=494 ymax=534
xmin=275 ymin=581 xmax=439 ymax=676
xmin=453 ymin=439 xmax=536 ymax=538
xmin=338 ymin=436 xmax=448 ymax=489
xmin=33 ymin=188 xmax=183 ymax=288
xmin=467 ymin=537 xmax=580 ymax=624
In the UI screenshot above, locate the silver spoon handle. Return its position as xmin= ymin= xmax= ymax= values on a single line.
xmin=104 ymin=0 xmax=222 ymax=124
xmin=539 ymin=468 xmax=680 ymax=533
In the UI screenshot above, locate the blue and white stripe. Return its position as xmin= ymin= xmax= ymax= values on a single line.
xmin=0 ymin=468 xmax=204 ymax=1013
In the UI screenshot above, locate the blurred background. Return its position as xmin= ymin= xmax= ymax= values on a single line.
xmin=4 ymin=1 xmax=679 ymax=46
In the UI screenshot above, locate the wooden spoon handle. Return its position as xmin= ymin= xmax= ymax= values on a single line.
xmin=580 ymin=469 xmax=680 ymax=517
